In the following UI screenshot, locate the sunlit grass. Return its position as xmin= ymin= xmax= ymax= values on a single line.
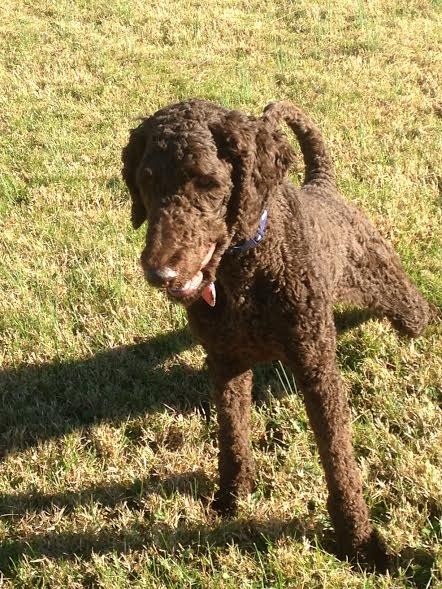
xmin=0 ymin=0 xmax=441 ymax=586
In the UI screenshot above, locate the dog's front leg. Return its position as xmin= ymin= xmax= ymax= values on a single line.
xmin=207 ymin=354 xmax=255 ymax=515
xmin=287 ymin=316 xmax=389 ymax=570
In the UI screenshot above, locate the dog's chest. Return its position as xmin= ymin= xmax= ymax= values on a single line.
xmin=188 ymin=274 xmax=288 ymax=362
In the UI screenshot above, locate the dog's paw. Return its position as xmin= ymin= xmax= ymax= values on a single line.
xmin=352 ymin=530 xmax=391 ymax=573
xmin=212 ymin=489 xmax=238 ymax=517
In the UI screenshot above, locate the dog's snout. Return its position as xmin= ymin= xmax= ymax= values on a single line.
xmin=146 ymin=266 xmax=178 ymax=287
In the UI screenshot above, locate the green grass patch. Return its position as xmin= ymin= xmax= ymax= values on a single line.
xmin=0 ymin=0 xmax=441 ymax=586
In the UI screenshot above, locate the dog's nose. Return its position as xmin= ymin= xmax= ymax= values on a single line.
xmin=145 ymin=266 xmax=178 ymax=287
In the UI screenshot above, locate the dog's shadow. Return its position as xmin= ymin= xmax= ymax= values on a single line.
xmin=2 ymin=307 xmax=435 ymax=582
xmin=0 ymin=471 xmax=437 ymax=585
xmin=0 ymin=469 xmax=321 ymax=575
xmin=0 ymin=307 xmax=376 ymax=457
xmin=0 ymin=327 xmax=210 ymax=456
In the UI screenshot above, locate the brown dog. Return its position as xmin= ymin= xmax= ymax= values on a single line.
xmin=122 ymin=99 xmax=435 ymax=569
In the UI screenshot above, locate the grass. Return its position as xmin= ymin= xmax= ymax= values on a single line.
xmin=0 ymin=0 xmax=441 ymax=586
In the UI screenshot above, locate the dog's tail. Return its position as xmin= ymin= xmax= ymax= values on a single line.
xmin=263 ymin=101 xmax=335 ymax=189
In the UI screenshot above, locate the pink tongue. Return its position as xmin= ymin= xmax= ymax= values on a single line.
xmin=201 ymin=282 xmax=216 ymax=307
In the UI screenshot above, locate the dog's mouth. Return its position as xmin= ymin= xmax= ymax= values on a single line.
xmin=167 ymin=243 xmax=217 ymax=304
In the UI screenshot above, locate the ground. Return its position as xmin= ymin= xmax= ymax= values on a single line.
xmin=0 ymin=0 xmax=441 ymax=587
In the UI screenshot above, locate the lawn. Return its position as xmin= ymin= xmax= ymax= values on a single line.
xmin=0 ymin=0 xmax=441 ymax=587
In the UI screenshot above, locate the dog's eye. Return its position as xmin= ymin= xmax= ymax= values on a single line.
xmin=193 ymin=175 xmax=219 ymax=190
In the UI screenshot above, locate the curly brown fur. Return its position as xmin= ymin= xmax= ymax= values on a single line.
xmin=122 ymin=99 xmax=436 ymax=570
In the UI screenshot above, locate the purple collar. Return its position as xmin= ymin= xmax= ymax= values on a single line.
xmin=202 ymin=209 xmax=269 ymax=307
xmin=228 ymin=209 xmax=269 ymax=254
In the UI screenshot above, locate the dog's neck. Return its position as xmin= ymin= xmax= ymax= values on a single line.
xmin=199 ymin=208 xmax=270 ymax=307
xmin=227 ymin=208 xmax=269 ymax=255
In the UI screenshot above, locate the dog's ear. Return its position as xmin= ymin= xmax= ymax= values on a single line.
xmin=122 ymin=122 xmax=148 ymax=229
xmin=209 ymin=113 xmax=294 ymax=239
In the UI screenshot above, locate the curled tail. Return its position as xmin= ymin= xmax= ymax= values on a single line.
xmin=263 ymin=101 xmax=335 ymax=188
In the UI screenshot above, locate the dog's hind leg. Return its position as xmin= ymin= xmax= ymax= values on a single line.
xmin=356 ymin=248 xmax=435 ymax=337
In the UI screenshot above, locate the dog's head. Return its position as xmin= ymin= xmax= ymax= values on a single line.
xmin=122 ymin=99 xmax=294 ymax=306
